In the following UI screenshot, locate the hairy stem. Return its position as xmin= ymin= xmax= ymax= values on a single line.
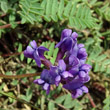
xmin=87 ymin=93 xmax=96 ymax=108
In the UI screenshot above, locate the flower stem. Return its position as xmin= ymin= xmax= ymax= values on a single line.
xmin=0 ymin=73 xmax=40 ymax=79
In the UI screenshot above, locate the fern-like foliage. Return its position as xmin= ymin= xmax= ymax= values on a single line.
xmin=103 ymin=96 xmax=110 ymax=110
xmin=19 ymin=0 xmax=43 ymax=24
xmin=95 ymin=2 xmax=110 ymax=22
xmin=86 ymin=43 xmax=110 ymax=77
xmin=19 ymin=0 xmax=98 ymax=30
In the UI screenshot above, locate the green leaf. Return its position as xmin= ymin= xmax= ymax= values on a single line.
xmin=27 ymin=58 xmax=32 ymax=64
xmin=63 ymin=1 xmax=72 ymax=17
xmin=63 ymin=94 xmax=74 ymax=108
xmin=48 ymin=101 xmax=55 ymax=110
xmin=55 ymin=95 xmax=66 ymax=104
xmin=1 ymin=1 xmax=8 ymax=13
xmin=41 ymin=96 xmax=45 ymax=110
xmin=46 ymin=0 xmax=52 ymax=17
xmin=48 ymin=42 xmax=55 ymax=57
xmin=18 ymin=43 xmax=22 ymax=52
xmin=11 ymin=80 xmax=19 ymax=86
xmin=26 ymin=87 xmax=33 ymax=101
xmin=20 ymin=53 xmax=24 ymax=61
xmin=51 ymin=0 xmax=58 ymax=22
xmin=70 ymin=2 xmax=77 ymax=16
xmin=57 ymin=0 xmax=64 ymax=20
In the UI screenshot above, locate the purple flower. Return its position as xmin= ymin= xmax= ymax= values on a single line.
xmin=24 ymin=29 xmax=92 ymax=99
xmin=71 ymin=86 xmax=88 ymax=98
xmin=63 ymin=77 xmax=89 ymax=98
xmin=55 ymin=29 xmax=78 ymax=61
xmin=50 ymin=60 xmax=73 ymax=86
xmin=33 ymin=69 xmax=55 ymax=94
xmin=24 ymin=40 xmax=49 ymax=67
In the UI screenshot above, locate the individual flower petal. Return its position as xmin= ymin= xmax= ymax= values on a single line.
xmin=61 ymin=71 xmax=69 ymax=78
xmin=61 ymin=29 xmax=72 ymax=40
xmin=58 ymin=60 xmax=66 ymax=71
xmin=72 ymin=89 xmax=83 ymax=98
xmin=33 ymin=79 xmax=45 ymax=84
xmin=79 ymin=71 xmax=86 ymax=78
xmin=30 ymin=40 xmax=37 ymax=49
xmin=79 ymin=58 xmax=86 ymax=65
xmin=33 ymin=51 xmax=41 ymax=67
xmin=69 ymin=55 xmax=79 ymax=67
xmin=38 ymin=46 xmax=49 ymax=51
xmin=55 ymin=40 xmax=64 ymax=48
xmin=43 ymin=83 xmax=49 ymax=90
xmin=77 ymin=48 xmax=87 ymax=59
xmin=71 ymin=32 xmax=78 ymax=40
xmin=60 ymin=37 xmax=73 ymax=52
xmin=37 ymin=79 xmax=45 ymax=84
xmin=80 ymin=75 xmax=90 ymax=83
xmin=80 ymin=64 xmax=92 ymax=72
xmin=63 ymin=78 xmax=83 ymax=90
xmin=55 ymin=75 xmax=61 ymax=82
xmin=69 ymin=66 xmax=79 ymax=76
xmin=27 ymin=46 xmax=34 ymax=54
xmin=24 ymin=46 xmax=34 ymax=58
xmin=78 ymin=44 xmax=84 ymax=48
xmin=24 ymin=50 xmax=33 ymax=59
xmin=80 ymin=86 xmax=88 ymax=93
xmin=43 ymin=83 xmax=50 ymax=94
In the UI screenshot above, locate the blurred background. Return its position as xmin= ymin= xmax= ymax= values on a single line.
xmin=0 ymin=0 xmax=110 ymax=110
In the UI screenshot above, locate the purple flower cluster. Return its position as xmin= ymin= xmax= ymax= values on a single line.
xmin=24 ymin=29 xmax=91 ymax=98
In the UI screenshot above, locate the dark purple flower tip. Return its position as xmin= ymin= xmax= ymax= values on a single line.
xmin=55 ymin=30 xmax=78 ymax=54
xmin=61 ymin=29 xmax=72 ymax=40
xmin=30 ymin=40 xmax=37 ymax=49
xmin=56 ymin=37 xmax=73 ymax=52
xmin=72 ymin=89 xmax=83 ymax=98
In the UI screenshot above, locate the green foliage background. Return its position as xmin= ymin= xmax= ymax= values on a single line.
xmin=0 ymin=0 xmax=110 ymax=110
